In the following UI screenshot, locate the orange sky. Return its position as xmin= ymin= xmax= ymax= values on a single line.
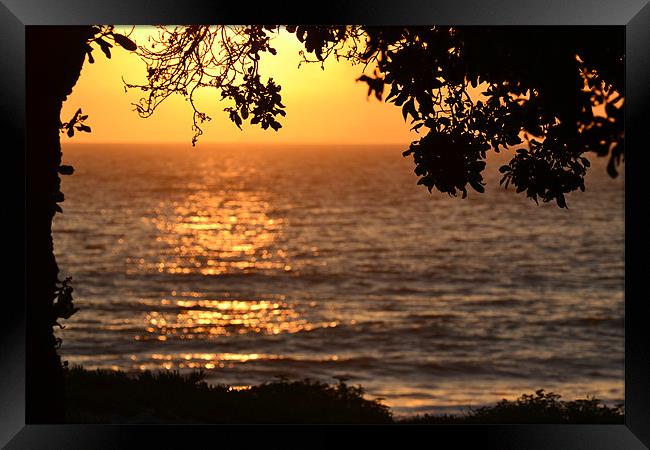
xmin=61 ymin=26 xmax=413 ymax=146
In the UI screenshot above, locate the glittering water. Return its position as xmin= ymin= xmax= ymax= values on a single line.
xmin=54 ymin=143 xmax=624 ymax=416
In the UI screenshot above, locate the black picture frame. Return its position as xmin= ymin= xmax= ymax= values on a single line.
xmin=2 ymin=1 xmax=649 ymax=448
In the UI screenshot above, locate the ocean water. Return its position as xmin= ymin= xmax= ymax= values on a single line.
xmin=53 ymin=143 xmax=625 ymax=416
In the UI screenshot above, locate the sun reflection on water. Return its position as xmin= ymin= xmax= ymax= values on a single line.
xmin=123 ymin=182 xmax=319 ymax=341
xmin=134 ymin=297 xmax=327 ymax=342
xmin=127 ymin=189 xmax=292 ymax=276
xmin=125 ymin=351 xmax=344 ymax=372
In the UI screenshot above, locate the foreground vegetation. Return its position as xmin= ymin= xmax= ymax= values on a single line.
xmin=64 ymin=366 xmax=623 ymax=424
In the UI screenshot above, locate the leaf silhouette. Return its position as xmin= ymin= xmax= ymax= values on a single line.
xmin=112 ymin=33 xmax=137 ymax=51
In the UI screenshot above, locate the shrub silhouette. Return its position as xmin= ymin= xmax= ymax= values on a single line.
xmin=400 ymin=389 xmax=624 ymax=424
xmin=64 ymin=367 xmax=622 ymax=424
xmin=64 ymin=366 xmax=392 ymax=424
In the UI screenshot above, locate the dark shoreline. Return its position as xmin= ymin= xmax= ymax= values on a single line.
xmin=63 ymin=366 xmax=624 ymax=424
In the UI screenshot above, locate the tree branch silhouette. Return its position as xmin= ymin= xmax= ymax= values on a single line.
xmin=124 ymin=25 xmax=286 ymax=145
xmin=126 ymin=26 xmax=624 ymax=208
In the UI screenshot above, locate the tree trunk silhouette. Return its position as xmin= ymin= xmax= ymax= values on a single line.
xmin=26 ymin=26 xmax=93 ymax=423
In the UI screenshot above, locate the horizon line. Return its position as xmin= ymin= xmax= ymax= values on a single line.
xmin=61 ymin=141 xmax=412 ymax=147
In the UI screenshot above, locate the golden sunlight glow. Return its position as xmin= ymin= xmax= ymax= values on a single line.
xmin=133 ymin=293 xmax=342 ymax=342
xmin=61 ymin=26 xmax=413 ymax=145
xmin=127 ymin=184 xmax=292 ymax=277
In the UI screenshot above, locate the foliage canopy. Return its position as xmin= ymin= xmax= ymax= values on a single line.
xmin=83 ymin=25 xmax=624 ymax=208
